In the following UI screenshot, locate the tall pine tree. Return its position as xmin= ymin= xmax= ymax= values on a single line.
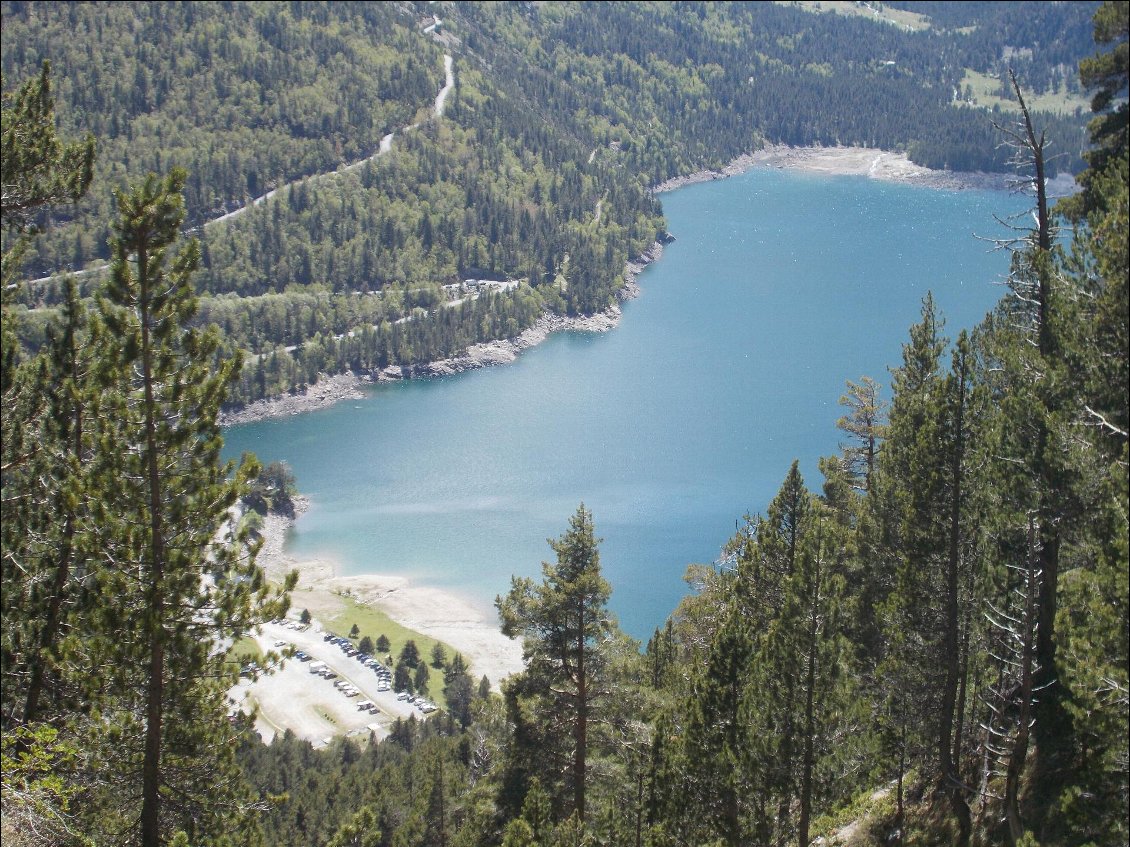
xmin=97 ymin=168 xmax=292 ymax=845
xmin=497 ymin=504 xmax=615 ymax=825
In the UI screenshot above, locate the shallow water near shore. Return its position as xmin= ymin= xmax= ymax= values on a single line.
xmin=223 ymin=167 xmax=1027 ymax=641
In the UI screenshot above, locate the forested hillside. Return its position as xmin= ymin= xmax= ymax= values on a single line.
xmin=2 ymin=3 xmax=1126 ymax=846
xmin=236 ymin=6 xmax=1128 ymax=839
xmin=2 ymin=0 xmax=1098 ymax=408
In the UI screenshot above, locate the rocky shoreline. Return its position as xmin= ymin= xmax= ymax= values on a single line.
xmin=387 ymin=239 xmax=666 ymax=380
xmin=219 ymin=239 xmax=668 ymax=426
xmin=220 ymin=371 xmax=369 ymax=427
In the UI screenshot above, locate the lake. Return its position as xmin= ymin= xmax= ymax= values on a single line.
xmin=222 ymin=167 xmax=1026 ymax=641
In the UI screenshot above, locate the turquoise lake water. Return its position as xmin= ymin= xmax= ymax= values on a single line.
xmin=222 ymin=167 xmax=1027 ymax=641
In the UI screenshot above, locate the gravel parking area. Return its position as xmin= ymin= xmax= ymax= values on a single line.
xmin=231 ymin=619 xmax=431 ymax=746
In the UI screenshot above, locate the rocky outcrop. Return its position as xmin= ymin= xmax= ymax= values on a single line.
xmin=621 ymin=237 xmax=668 ymax=301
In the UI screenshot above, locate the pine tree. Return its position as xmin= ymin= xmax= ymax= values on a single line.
xmin=981 ymin=6 xmax=1130 ymax=835
xmin=770 ymin=513 xmax=854 ymax=847
xmin=423 ymin=753 xmax=449 ymax=847
xmin=1069 ymin=1 xmax=1129 ymax=215
xmin=9 ymin=281 xmax=106 ymax=727
xmin=97 ymin=168 xmax=291 ymax=845
xmin=982 ymin=518 xmax=1043 ymax=845
xmin=871 ymin=295 xmax=954 ymax=829
xmin=666 ymin=466 xmax=865 ymax=846
xmin=443 ymin=654 xmax=475 ymax=729
xmin=0 ymin=60 xmax=94 ymax=234
xmin=327 ymin=805 xmax=383 ymax=847
xmin=415 ymin=661 xmax=431 ymax=695
xmin=985 ymin=72 xmax=1098 ymax=828
xmin=872 ymin=326 xmax=992 ymax=840
xmin=1048 ymin=31 xmax=1129 ymax=830
xmin=935 ymin=331 xmax=991 ymax=838
xmin=400 ymin=638 xmax=420 ymax=667
xmin=681 ymin=611 xmax=761 ymax=846
xmin=497 ymin=504 xmax=614 ymax=823
xmin=835 ymin=375 xmax=887 ymax=493
xmin=431 ymin=642 xmax=448 ymax=669
xmin=1 ymin=59 xmax=100 ymax=837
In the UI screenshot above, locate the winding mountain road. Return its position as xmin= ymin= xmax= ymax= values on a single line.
xmin=24 ymin=53 xmax=455 ymax=287
xmin=206 ymin=53 xmax=455 ymax=228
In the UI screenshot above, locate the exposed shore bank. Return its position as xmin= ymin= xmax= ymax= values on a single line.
xmin=218 ymin=240 xmax=667 ymax=427
xmin=220 ymin=372 xmax=368 ymax=427
xmin=383 ymin=240 xmax=664 ymax=381
xmin=254 ymin=497 xmax=525 ymax=690
xmin=655 ymin=143 xmax=1024 ymax=194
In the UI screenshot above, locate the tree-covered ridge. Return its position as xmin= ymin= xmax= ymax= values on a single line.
xmin=2 ymin=0 xmax=1098 ymax=272
xmin=3 ymin=1 xmax=669 ymax=408
xmin=1 ymin=1 xmax=443 ymax=274
xmin=196 ymin=67 xmax=664 ymax=312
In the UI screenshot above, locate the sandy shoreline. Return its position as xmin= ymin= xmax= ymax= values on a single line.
xmin=254 ymin=498 xmax=525 ymax=690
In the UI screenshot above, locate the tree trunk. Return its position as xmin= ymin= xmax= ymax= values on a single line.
xmin=952 ymin=615 xmax=972 ymax=783
xmin=896 ymin=718 xmax=906 ymax=846
xmin=1009 ymin=69 xmax=1066 ymax=819
xmin=1004 ymin=518 xmax=1040 ymax=846
xmin=798 ymin=547 xmax=820 ymax=847
xmin=1034 ymin=527 xmax=1060 ymax=689
xmin=574 ymin=602 xmax=586 ymax=822
xmin=139 ymin=242 xmax=168 ymax=847
xmin=940 ymin=353 xmax=971 ymax=843
xmin=635 ymin=768 xmax=644 ymax=847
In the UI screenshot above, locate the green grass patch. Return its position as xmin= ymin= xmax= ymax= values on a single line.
xmin=228 ymin=635 xmax=264 ymax=664
xmin=958 ymin=68 xmax=1089 ymax=116
xmin=811 ymin=781 xmax=896 ymax=845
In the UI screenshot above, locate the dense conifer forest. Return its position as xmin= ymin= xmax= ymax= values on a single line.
xmin=2 ymin=2 xmax=1126 ymax=846
xmin=2 ymin=0 xmax=1099 ymax=407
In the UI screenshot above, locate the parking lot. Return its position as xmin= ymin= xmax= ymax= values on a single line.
xmin=230 ymin=619 xmax=435 ymax=746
